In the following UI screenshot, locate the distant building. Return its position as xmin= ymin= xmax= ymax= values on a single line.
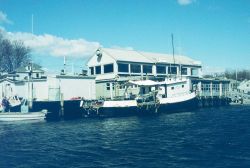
xmin=228 ymin=79 xmax=239 ymax=92
xmin=87 ymin=47 xmax=202 ymax=99
xmin=15 ymin=63 xmax=46 ymax=80
xmin=238 ymin=80 xmax=250 ymax=95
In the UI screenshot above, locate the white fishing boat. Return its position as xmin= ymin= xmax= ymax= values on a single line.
xmin=81 ymin=77 xmax=197 ymax=117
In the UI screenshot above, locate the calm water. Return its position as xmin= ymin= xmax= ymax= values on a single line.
xmin=1 ymin=105 xmax=250 ymax=168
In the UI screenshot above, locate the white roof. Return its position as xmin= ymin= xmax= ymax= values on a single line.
xmin=102 ymin=48 xmax=152 ymax=63
xmin=129 ymin=80 xmax=159 ymax=86
xmin=100 ymin=48 xmax=201 ymax=66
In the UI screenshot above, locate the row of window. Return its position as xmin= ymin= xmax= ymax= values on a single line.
xmin=118 ymin=63 xmax=152 ymax=74
xmin=90 ymin=64 xmax=114 ymax=75
xmin=118 ymin=63 xmax=197 ymax=75
xmin=106 ymin=83 xmax=138 ymax=91
xmin=201 ymin=84 xmax=229 ymax=91
xmin=90 ymin=63 xmax=199 ymax=76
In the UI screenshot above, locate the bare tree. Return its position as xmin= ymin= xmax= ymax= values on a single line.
xmin=0 ymin=33 xmax=31 ymax=73
xmin=225 ymin=69 xmax=250 ymax=81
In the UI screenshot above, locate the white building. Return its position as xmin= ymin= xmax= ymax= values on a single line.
xmin=238 ymin=80 xmax=250 ymax=94
xmin=87 ymin=47 xmax=202 ymax=99
xmin=0 ymin=64 xmax=96 ymax=101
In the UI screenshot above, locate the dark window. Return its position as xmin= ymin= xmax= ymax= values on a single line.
xmin=143 ymin=65 xmax=152 ymax=74
xmin=90 ymin=67 xmax=94 ymax=75
xmin=118 ymin=63 xmax=129 ymax=72
xmin=156 ymin=66 xmax=166 ymax=74
xmin=181 ymin=67 xmax=187 ymax=75
xmin=36 ymin=73 xmax=39 ymax=78
xmin=168 ymin=67 xmax=177 ymax=74
xmin=131 ymin=64 xmax=141 ymax=73
xmin=95 ymin=66 xmax=101 ymax=74
xmin=104 ymin=64 xmax=113 ymax=73
xmin=106 ymin=83 xmax=110 ymax=90
xmin=171 ymin=87 xmax=174 ymax=90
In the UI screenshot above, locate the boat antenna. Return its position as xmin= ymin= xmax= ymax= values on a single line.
xmin=63 ymin=56 xmax=66 ymax=74
xmin=170 ymin=33 xmax=176 ymax=78
xmin=171 ymin=33 xmax=176 ymax=66
xmin=31 ymin=14 xmax=34 ymax=34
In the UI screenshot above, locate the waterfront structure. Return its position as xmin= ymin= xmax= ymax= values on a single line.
xmin=87 ymin=47 xmax=202 ymax=99
xmin=191 ymin=77 xmax=230 ymax=97
xmin=0 ymin=64 xmax=96 ymax=101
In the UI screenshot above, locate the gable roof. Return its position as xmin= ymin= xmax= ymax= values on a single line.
xmin=15 ymin=63 xmax=44 ymax=73
xmin=102 ymin=48 xmax=152 ymax=63
xmin=97 ymin=48 xmax=201 ymax=66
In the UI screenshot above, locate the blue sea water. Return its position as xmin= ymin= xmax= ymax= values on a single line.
xmin=0 ymin=105 xmax=250 ymax=168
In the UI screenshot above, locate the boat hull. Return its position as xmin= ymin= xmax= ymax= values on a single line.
xmin=158 ymin=97 xmax=198 ymax=113
xmin=84 ymin=94 xmax=198 ymax=117
xmin=0 ymin=112 xmax=47 ymax=121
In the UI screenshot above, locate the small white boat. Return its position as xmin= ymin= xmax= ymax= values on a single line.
xmin=0 ymin=99 xmax=48 ymax=121
xmin=0 ymin=110 xmax=47 ymax=121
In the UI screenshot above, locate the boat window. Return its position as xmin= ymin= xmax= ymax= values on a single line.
xmin=181 ymin=67 xmax=188 ymax=75
xmin=168 ymin=66 xmax=177 ymax=74
xmin=118 ymin=63 xmax=129 ymax=72
xmin=143 ymin=65 xmax=152 ymax=74
xmin=131 ymin=64 xmax=141 ymax=73
xmin=156 ymin=65 xmax=166 ymax=74
xmin=104 ymin=64 xmax=113 ymax=73
xmin=89 ymin=67 xmax=94 ymax=75
xmin=106 ymin=83 xmax=110 ymax=90
xmin=95 ymin=66 xmax=101 ymax=74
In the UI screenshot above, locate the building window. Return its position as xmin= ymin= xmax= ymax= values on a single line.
xmin=90 ymin=67 xmax=94 ymax=75
xmin=156 ymin=65 xmax=166 ymax=74
xmin=95 ymin=66 xmax=101 ymax=74
xmin=118 ymin=63 xmax=129 ymax=73
xmin=181 ymin=67 xmax=187 ymax=75
xmin=131 ymin=64 xmax=141 ymax=73
xmin=171 ymin=87 xmax=174 ymax=90
xmin=36 ymin=73 xmax=39 ymax=78
xmin=191 ymin=68 xmax=198 ymax=76
xmin=168 ymin=66 xmax=177 ymax=74
xmin=104 ymin=64 xmax=113 ymax=73
xmin=143 ymin=65 xmax=152 ymax=74
xmin=119 ymin=84 xmax=125 ymax=90
xmin=106 ymin=83 xmax=110 ymax=90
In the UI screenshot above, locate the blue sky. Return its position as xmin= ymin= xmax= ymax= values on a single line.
xmin=0 ymin=0 xmax=249 ymax=74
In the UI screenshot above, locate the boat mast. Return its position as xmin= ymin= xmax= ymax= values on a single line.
xmin=171 ymin=33 xmax=176 ymax=77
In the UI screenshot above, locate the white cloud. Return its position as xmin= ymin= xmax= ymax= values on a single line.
xmin=1 ymin=29 xmax=100 ymax=58
xmin=0 ymin=11 xmax=12 ymax=24
xmin=177 ymin=0 xmax=195 ymax=6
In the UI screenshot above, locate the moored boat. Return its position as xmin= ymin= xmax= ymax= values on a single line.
xmin=0 ymin=110 xmax=47 ymax=121
xmin=0 ymin=99 xmax=48 ymax=121
xmin=81 ymin=78 xmax=198 ymax=117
